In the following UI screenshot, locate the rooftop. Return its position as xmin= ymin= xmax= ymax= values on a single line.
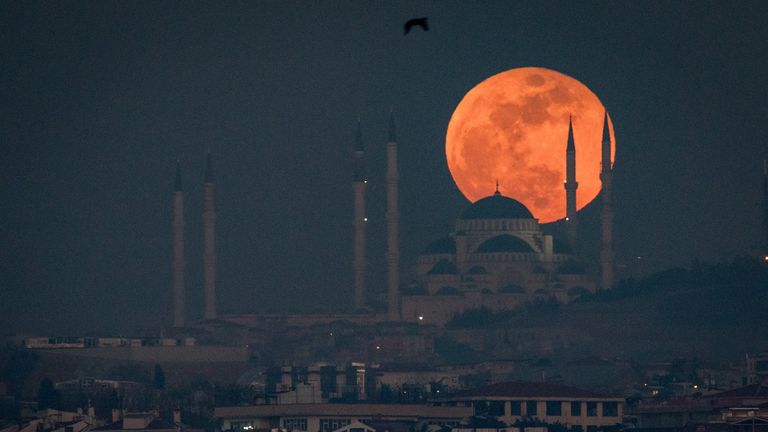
xmin=446 ymin=381 xmax=620 ymax=400
xmin=214 ymin=403 xmax=472 ymax=419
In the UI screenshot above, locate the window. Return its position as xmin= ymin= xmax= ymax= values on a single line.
xmin=283 ymin=418 xmax=308 ymax=431
xmin=473 ymin=401 xmax=504 ymax=417
xmin=571 ymin=401 xmax=582 ymax=416
xmin=320 ymin=419 xmax=350 ymax=432
xmin=488 ymin=401 xmax=505 ymax=416
xmin=586 ymin=402 xmax=598 ymax=417
xmin=587 ymin=426 xmax=597 ymax=432
xmin=510 ymin=401 xmax=522 ymax=416
xmin=526 ymin=400 xmax=538 ymax=416
xmin=572 ymin=426 xmax=583 ymax=432
xmin=546 ymin=401 xmax=562 ymax=416
xmin=602 ymin=401 xmax=618 ymax=417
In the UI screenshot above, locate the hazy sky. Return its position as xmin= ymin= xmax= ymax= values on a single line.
xmin=2 ymin=1 xmax=767 ymax=334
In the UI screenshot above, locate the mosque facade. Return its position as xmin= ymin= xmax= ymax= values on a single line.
xmin=400 ymin=189 xmax=594 ymax=324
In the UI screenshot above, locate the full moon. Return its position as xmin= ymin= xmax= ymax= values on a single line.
xmin=446 ymin=67 xmax=615 ymax=223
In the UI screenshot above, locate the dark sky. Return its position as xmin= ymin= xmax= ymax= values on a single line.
xmin=2 ymin=1 xmax=767 ymax=334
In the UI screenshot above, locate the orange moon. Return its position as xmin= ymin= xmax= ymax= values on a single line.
xmin=446 ymin=67 xmax=615 ymax=223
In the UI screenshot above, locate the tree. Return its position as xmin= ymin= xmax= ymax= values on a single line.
xmin=37 ymin=378 xmax=60 ymax=410
xmin=465 ymin=415 xmax=507 ymax=429
xmin=153 ymin=364 xmax=166 ymax=389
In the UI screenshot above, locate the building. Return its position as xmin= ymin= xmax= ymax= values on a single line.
xmin=747 ymin=353 xmax=768 ymax=385
xmin=704 ymin=384 xmax=768 ymax=410
xmin=401 ymin=189 xmax=594 ymax=325
xmin=214 ymin=404 xmax=472 ymax=432
xmin=93 ymin=411 xmax=200 ymax=432
xmin=433 ymin=381 xmax=624 ymax=431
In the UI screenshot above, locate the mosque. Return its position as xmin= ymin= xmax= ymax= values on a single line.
xmin=351 ymin=111 xmax=615 ymax=325
xmin=168 ymin=112 xmax=616 ymax=327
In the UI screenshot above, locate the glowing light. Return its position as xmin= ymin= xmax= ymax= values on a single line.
xmin=446 ymin=67 xmax=615 ymax=223
xmin=418 ymin=315 xmax=424 ymax=321
xmin=363 ymin=217 xmax=368 ymax=222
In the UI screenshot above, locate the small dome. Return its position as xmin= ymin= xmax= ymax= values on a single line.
xmin=428 ymin=259 xmax=458 ymax=275
xmin=467 ymin=265 xmax=488 ymax=275
xmin=476 ymin=234 xmax=534 ymax=253
xmin=460 ymin=193 xmax=534 ymax=220
xmin=422 ymin=236 xmax=456 ymax=254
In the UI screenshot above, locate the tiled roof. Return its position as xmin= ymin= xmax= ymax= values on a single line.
xmin=704 ymin=384 xmax=768 ymax=399
xmin=92 ymin=419 xmax=177 ymax=431
xmin=215 ymin=404 xmax=472 ymax=419
xmin=448 ymin=381 xmax=618 ymax=399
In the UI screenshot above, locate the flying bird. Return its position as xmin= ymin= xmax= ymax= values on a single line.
xmin=404 ymin=17 xmax=429 ymax=34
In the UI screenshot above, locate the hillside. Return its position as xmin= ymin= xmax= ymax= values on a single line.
xmin=443 ymin=258 xmax=768 ymax=362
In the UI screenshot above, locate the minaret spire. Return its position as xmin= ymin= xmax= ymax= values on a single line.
xmin=172 ymin=161 xmax=186 ymax=327
xmin=564 ymin=115 xmax=578 ymax=250
xmin=352 ymin=119 xmax=368 ymax=310
xmin=386 ymin=110 xmax=401 ymax=321
xmin=203 ymin=151 xmax=217 ymax=320
xmin=600 ymin=112 xmax=615 ymax=289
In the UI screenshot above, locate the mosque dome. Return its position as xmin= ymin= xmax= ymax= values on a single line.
xmin=476 ymin=234 xmax=535 ymax=253
xmin=460 ymin=192 xmax=534 ymax=220
xmin=428 ymin=259 xmax=458 ymax=275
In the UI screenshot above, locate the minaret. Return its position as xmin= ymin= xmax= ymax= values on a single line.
xmin=600 ymin=112 xmax=615 ymax=289
xmin=564 ymin=115 xmax=578 ymax=250
xmin=386 ymin=110 xmax=401 ymax=321
xmin=352 ymin=120 xmax=367 ymax=310
xmin=172 ymin=161 xmax=186 ymax=328
xmin=203 ymin=152 xmax=217 ymax=320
